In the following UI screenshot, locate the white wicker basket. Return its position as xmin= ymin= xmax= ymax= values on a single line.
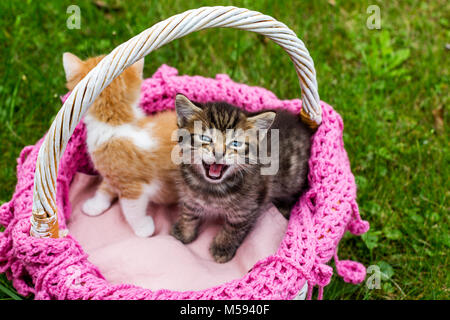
xmin=30 ymin=6 xmax=322 ymax=238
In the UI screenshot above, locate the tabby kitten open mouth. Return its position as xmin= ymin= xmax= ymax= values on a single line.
xmin=203 ymin=162 xmax=229 ymax=180
xmin=171 ymin=94 xmax=313 ymax=263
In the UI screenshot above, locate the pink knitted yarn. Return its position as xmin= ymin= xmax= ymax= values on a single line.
xmin=0 ymin=65 xmax=369 ymax=300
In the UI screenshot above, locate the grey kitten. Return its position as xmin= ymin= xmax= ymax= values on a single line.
xmin=171 ymin=94 xmax=313 ymax=263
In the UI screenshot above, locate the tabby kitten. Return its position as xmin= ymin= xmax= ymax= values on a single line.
xmin=63 ymin=53 xmax=179 ymax=237
xmin=171 ymin=94 xmax=313 ymax=263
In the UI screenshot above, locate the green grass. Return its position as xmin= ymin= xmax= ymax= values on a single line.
xmin=0 ymin=0 xmax=448 ymax=300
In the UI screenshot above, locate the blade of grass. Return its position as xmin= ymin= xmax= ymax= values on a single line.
xmin=0 ymin=283 xmax=22 ymax=300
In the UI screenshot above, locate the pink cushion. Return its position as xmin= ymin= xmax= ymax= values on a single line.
xmin=67 ymin=173 xmax=288 ymax=292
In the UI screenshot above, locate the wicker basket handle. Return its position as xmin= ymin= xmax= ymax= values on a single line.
xmin=31 ymin=6 xmax=321 ymax=238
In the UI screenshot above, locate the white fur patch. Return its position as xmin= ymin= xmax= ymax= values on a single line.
xmin=143 ymin=180 xmax=161 ymax=198
xmin=82 ymin=189 xmax=114 ymax=216
xmin=84 ymin=114 xmax=158 ymax=153
xmin=120 ymin=191 xmax=155 ymax=238
xmin=119 ymin=181 xmax=162 ymax=238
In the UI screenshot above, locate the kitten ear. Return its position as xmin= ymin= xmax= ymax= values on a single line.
xmin=132 ymin=58 xmax=144 ymax=78
xmin=247 ymin=111 xmax=276 ymax=131
xmin=62 ymin=52 xmax=83 ymax=82
xmin=175 ymin=94 xmax=202 ymax=127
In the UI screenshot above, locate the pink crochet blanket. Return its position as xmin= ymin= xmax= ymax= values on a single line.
xmin=0 ymin=65 xmax=369 ymax=299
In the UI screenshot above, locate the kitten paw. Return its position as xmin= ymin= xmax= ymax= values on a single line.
xmin=170 ymin=221 xmax=198 ymax=244
xmin=132 ymin=216 xmax=155 ymax=238
xmin=209 ymin=241 xmax=237 ymax=264
xmin=82 ymin=196 xmax=111 ymax=217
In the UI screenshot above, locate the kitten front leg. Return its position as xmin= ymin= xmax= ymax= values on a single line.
xmin=82 ymin=180 xmax=116 ymax=216
xmin=210 ymin=215 xmax=256 ymax=263
xmin=171 ymin=202 xmax=202 ymax=244
xmin=120 ymin=194 xmax=155 ymax=238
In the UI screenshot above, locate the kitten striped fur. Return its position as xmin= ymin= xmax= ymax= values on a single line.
xmin=172 ymin=94 xmax=313 ymax=263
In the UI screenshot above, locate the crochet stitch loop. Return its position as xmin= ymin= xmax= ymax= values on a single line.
xmin=0 ymin=65 xmax=369 ymax=300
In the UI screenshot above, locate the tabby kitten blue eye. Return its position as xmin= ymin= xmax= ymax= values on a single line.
xmin=171 ymin=93 xmax=313 ymax=263
xmin=200 ymin=135 xmax=212 ymax=143
xmin=230 ymin=140 xmax=242 ymax=148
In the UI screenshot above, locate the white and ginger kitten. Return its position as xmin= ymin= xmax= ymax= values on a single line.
xmin=63 ymin=53 xmax=179 ymax=237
